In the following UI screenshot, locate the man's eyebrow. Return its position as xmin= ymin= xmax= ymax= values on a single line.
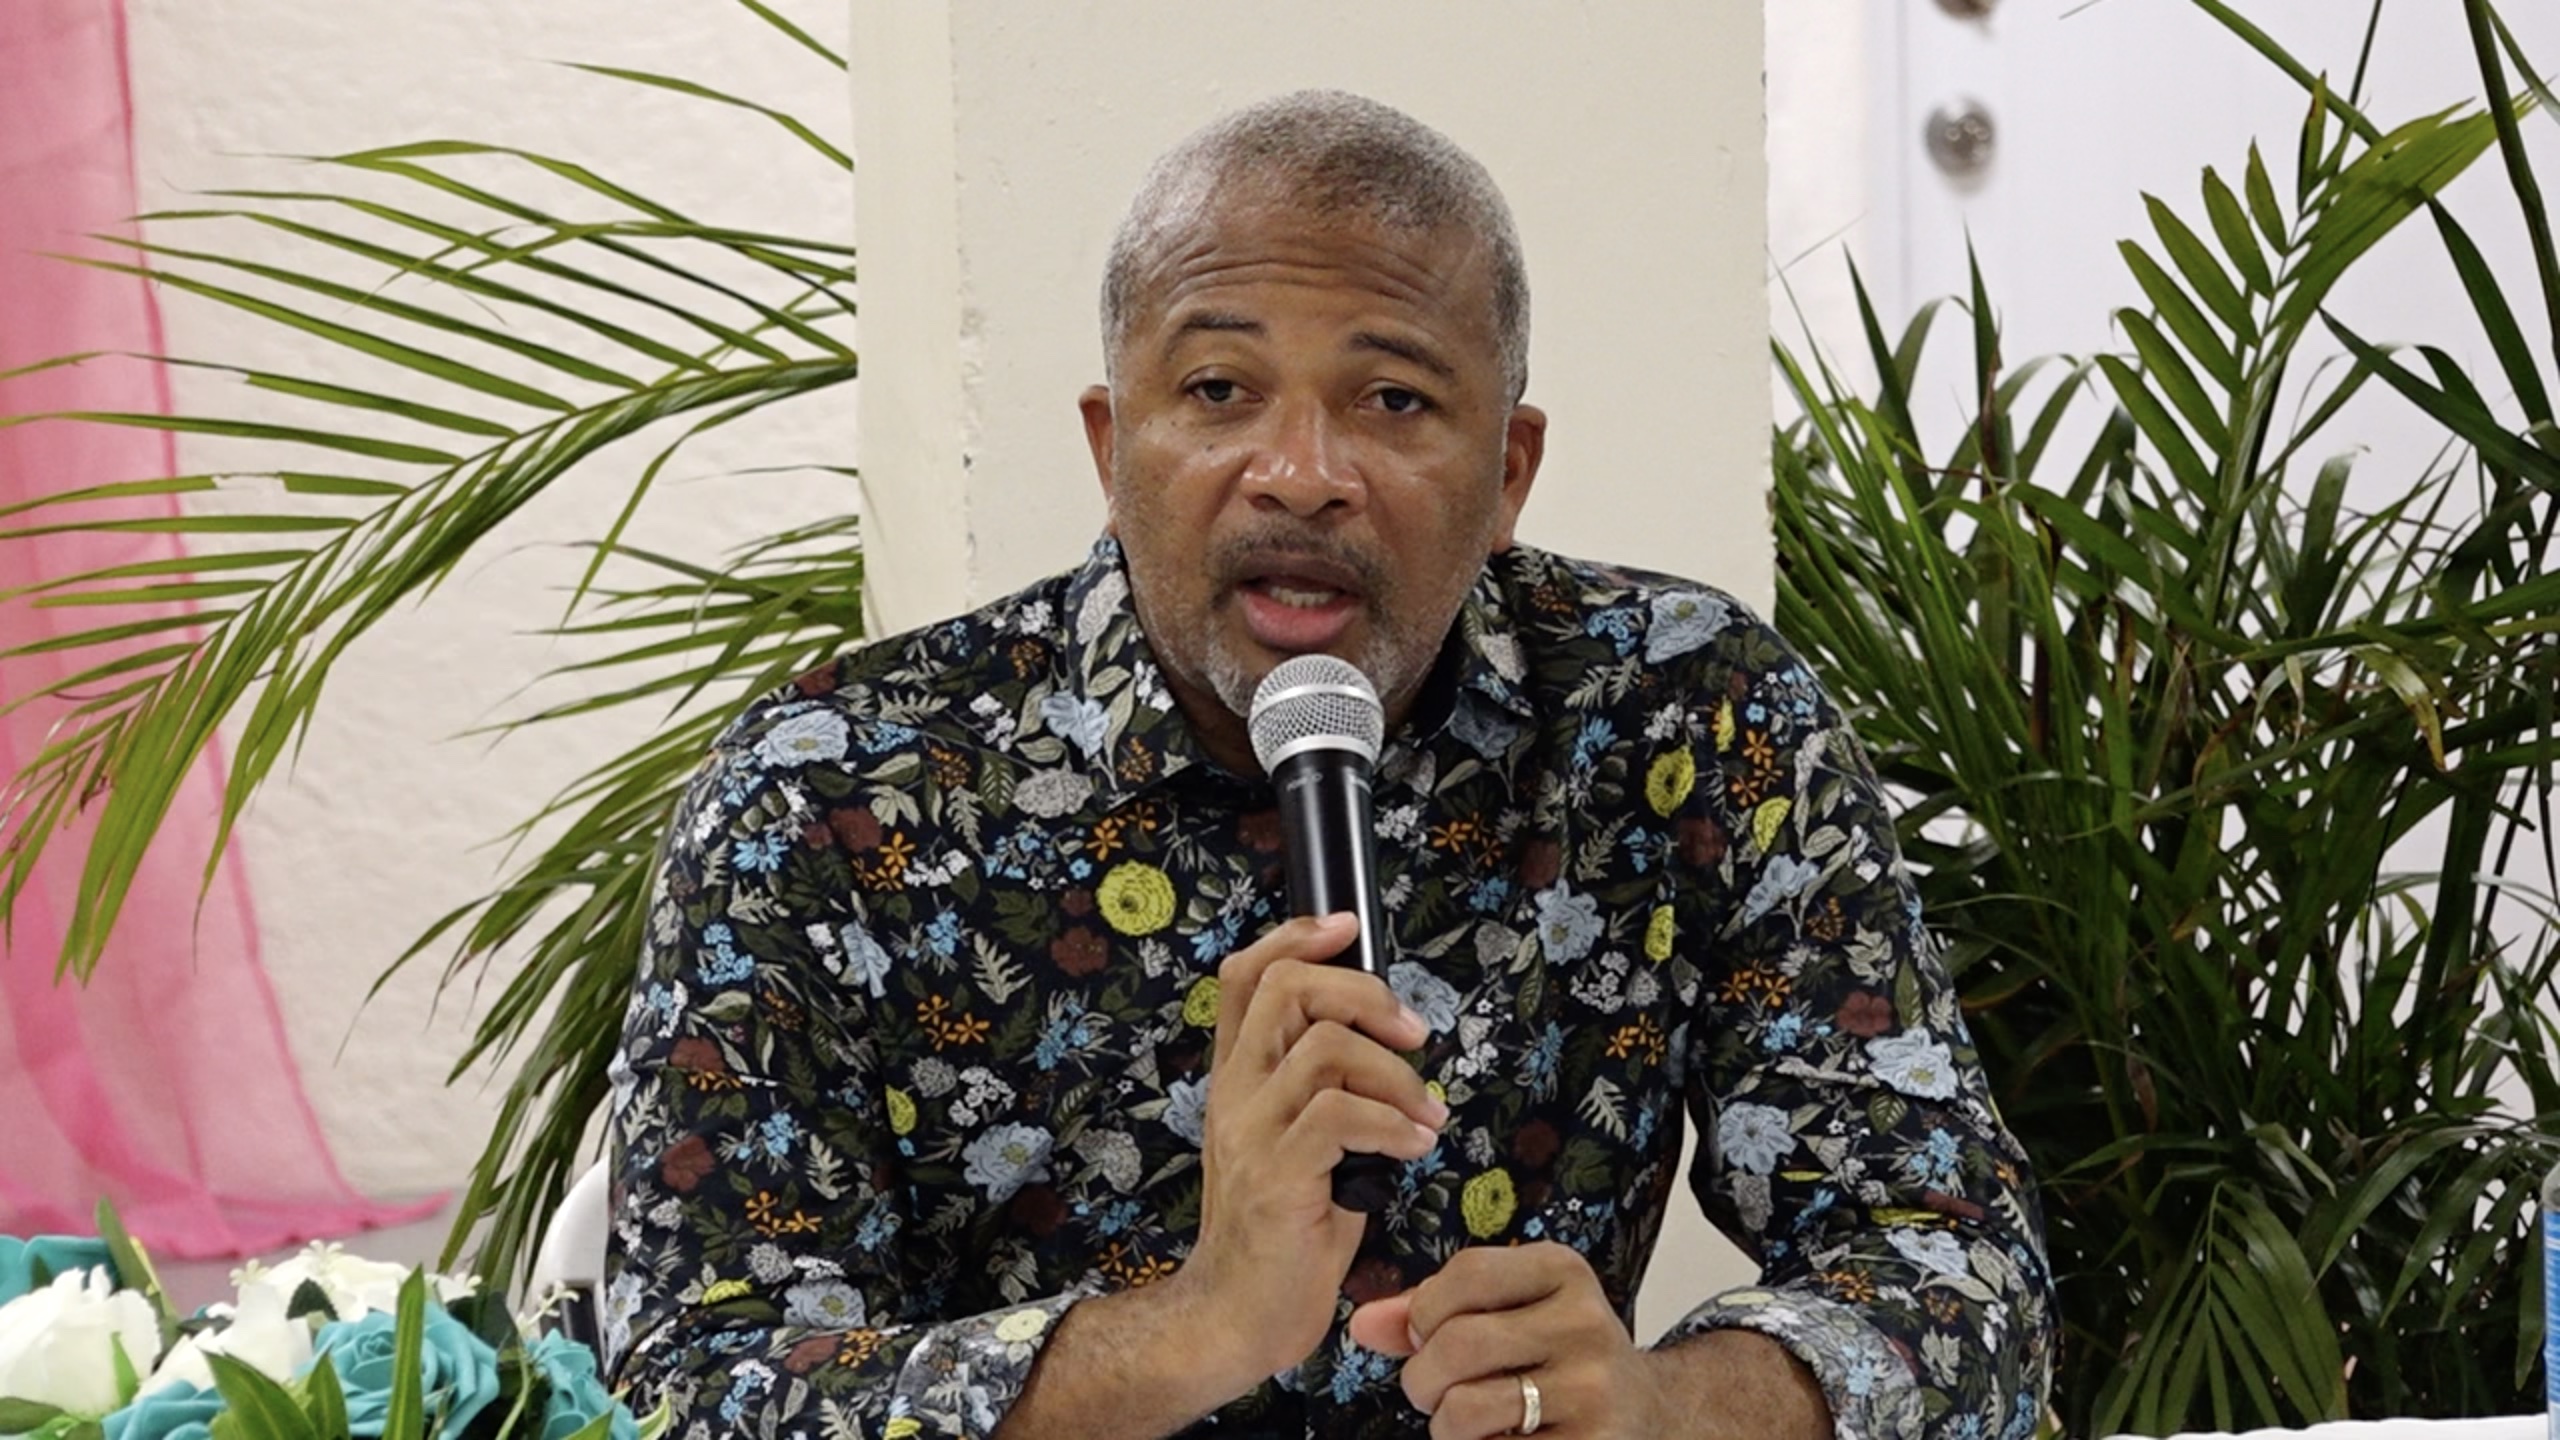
xmin=1163 ymin=310 xmax=1262 ymax=360
xmin=1352 ymin=331 xmax=1457 ymax=382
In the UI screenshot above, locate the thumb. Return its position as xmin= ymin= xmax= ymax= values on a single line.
xmin=1346 ymin=1292 xmax=1418 ymax=1356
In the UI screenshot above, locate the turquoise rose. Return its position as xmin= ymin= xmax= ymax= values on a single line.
xmin=524 ymin=1333 xmax=637 ymax=1440
xmin=308 ymin=1308 xmax=500 ymax=1440
xmin=102 ymin=1380 xmax=224 ymax=1440
xmin=0 ymin=1236 xmax=115 ymax=1304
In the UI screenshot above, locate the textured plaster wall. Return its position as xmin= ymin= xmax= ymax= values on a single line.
xmin=121 ymin=0 xmax=858 ymax=1198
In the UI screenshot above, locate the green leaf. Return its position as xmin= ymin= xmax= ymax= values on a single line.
xmin=2145 ymin=194 xmax=2254 ymax=341
xmin=305 ymin=1353 xmax=351 ymax=1440
xmin=2244 ymin=143 xmax=2290 ymax=250
xmin=2202 ymin=166 xmax=2273 ymax=295
xmin=0 ymin=1401 xmax=69 ymax=1434
xmin=205 ymin=1353 xmax=323 ymax=1440
xmin=384 ymin=1274 xmax=430 ymax=1440
xmin=93 ymin=1197 xmax=173 ymax=1337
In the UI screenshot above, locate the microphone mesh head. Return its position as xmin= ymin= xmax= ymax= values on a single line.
xmin=1248 ymin=654 xmax=1384 ymax=770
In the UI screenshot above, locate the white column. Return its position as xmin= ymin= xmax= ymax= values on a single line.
xmin=850 ymin=0 xmax=1773 ymax=634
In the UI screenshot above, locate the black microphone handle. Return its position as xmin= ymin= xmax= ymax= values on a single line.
xmin=1271 ymin=748 xmax=1400 ymax=1213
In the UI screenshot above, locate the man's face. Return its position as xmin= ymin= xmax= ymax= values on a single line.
xmin=1080 ymin=195 xmax=1544 ymax=766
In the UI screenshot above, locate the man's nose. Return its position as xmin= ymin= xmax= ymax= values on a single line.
xmin=1239 ymin=401 xmax=1363 ymax=517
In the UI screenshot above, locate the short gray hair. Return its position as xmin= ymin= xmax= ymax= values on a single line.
xmin=1100 ymin=90 xmax=1530 ymax=404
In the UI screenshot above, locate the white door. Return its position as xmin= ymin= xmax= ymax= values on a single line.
xmin=1870 ymin=0 xmax=2560 ymax=477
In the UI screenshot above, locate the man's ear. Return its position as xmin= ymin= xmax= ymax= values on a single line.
xmin=1079 ymin=384 xmax=1117 ymax=532
xmin=1488 ymin=403 xmax=1547 ymax=552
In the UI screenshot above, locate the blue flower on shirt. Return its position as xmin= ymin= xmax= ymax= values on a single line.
xmin=755 ymin=711 xmax=849 ymax=769
xmin=1646 ymin=589 xmax=1733 ymax=662
xmin=1038 ymin=693 xmax=1111 ymax=760
xmin=1717 ymin=1101 xmax=1794 ymax=1175
xmin=961 ymin=1123 xmax=1054 ymax=1203
xmin=1742 ymin=853 xmax=1823 ymax=922
xmin=1533 ymin=883 xmax=1604 ymax=962
xmin=1161 ymin=1077 xmax=1208 ymax=1145
xmin=1388 ymin=961 xmax=1461 ymax=1035
xmin=1869 ymin=1029 xmax=1960 ymax=1100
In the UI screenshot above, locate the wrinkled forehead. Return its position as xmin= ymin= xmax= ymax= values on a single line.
xmin=1121 ymin=190 xmax=1505 ymax=358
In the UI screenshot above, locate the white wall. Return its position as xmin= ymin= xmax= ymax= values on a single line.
xmin=851 ymin=0 xmax=1774 ymax=1342
xmin=123 ymin=0 xmax=858 ymax=1199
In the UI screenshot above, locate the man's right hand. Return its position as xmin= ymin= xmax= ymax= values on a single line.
xmin=1170 ymin=912 xmax=1445 ymax=1393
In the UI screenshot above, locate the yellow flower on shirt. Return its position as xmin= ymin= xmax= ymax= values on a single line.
xmin=885 ymin=1086 xmax=918 ymax=1136
xmin=1099 ymin=861 xmax=1176 ymax=935
xmin=1645 ymin=905 xmax=1675 ymax=962
xmin=1645 ymin=749 xmax=1696 ymax=817
xmin=993 ymin=1308 xmax=1051 ymax=1343
xmin=1182 ymin=976 xmax=1221 ymax=1028
xmin=1461 ymin=1169 xmax=1517 ymax=1239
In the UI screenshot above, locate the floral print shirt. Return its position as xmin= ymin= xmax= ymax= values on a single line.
xmin=606 ymin=537 xmax=2055 ymax=1440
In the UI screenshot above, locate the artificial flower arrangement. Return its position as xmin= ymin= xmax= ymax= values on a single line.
xmin=0 ymin=1205 xmax=651 ymax=1440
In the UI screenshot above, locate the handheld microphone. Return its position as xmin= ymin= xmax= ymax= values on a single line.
xmin=1248 ymin=654 xmax=1400 ymax=1213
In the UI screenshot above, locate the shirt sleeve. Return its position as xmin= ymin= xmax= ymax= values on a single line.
xmin=604 ymin=732 xmax=1094 ymax=1440
xmin=1657 ymin=611 xmax=2059 ymax=1440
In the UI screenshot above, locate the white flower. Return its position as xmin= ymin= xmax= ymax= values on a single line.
xmin=1888 ymin=1227 xmax=1971 ymax=1277
xmin=1161 ymin=1076 xmax=1209 ymax=1146
xmin=1716 ymin=1101 xmax=1795 ymax=1176
xmin=237 ymin=1243 xmax=472 ymax=1322
xmin=783 ymin=1280 xmax=867 ymax=1329
xmin=1867 ymin=1030 xmax=1960 ymax=1100
xmin=1645 ymin=589 xmax=1732 ymax=662
xmin=144 ymin=1282 xmax=311 ymax=1395
xmin=0 ymin=1268 xmax=161 ymax=1418
xmin=755 ymin=710 xmax=851 ymax=769
xmin=1532 ymin=885 xmax=1604 ymax=962
xmin=910 ymin=1057 xmax=958 ymax=1097
xmin=1075 ymin=1129 xmax=1143 ymax=1193
xmin=1388 ymin=962 xmax=1462 ymax=1035
xmin=747 ymin=1244 xmax=796 ymax=1285
xmin=1012 ymin=768 xmax=1093 ymax=819
xmin=962 ymin=1123 xmax=1055 ymax=1202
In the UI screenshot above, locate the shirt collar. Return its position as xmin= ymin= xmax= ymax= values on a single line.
xmin=1053 ymin=536 xmax=1541 ymax=803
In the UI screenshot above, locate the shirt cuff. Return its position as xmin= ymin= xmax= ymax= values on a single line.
xmin=894 ymin=1286 xmax=1096 ymax=1438
xmin=1655 ymin=1286 xmax=1924 ymax=1440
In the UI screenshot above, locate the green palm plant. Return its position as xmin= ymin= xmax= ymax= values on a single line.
xmin=0 ymin=1 xmax=864 ymax=1287
xmin=1774 ymin=1 xmax=2560 ymax=1431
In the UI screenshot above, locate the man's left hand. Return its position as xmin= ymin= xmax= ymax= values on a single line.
xmin=1345 ymin=1242 xmax=1665 ymax=1439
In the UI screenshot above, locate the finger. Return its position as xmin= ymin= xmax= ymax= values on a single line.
xmin=1223 ymin=955 xmax=1427 ymax=1085
xmin=1252 ymin=1019 xmax=1445 ymax=1131
xmin=1407 ymin=1242 xmax=1588 ymax=1348
xmin=1399 ymin=1308 xmax=1549 ymax=1419
xmin=1346 ymin=1293 xmax=1417 ymax=1356
xmin=1273 ymin=1086 xmax=1442 ymax=1182
xmin=1212 ymin=913 xmax=1358 ymax=1060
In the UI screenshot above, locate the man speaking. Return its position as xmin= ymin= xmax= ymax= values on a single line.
xmin=605 ymin=91 xmax=2056 ymax=1439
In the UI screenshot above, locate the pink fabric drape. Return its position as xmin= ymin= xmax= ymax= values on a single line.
xmin=0 ymin=0 xmax=437 ymax=1256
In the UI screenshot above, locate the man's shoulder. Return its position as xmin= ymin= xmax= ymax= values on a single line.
xmin=1486 ymin=544 xmax=1781 ymax=689
xmin=715 ymin=566 xmax=1079 ymax=764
